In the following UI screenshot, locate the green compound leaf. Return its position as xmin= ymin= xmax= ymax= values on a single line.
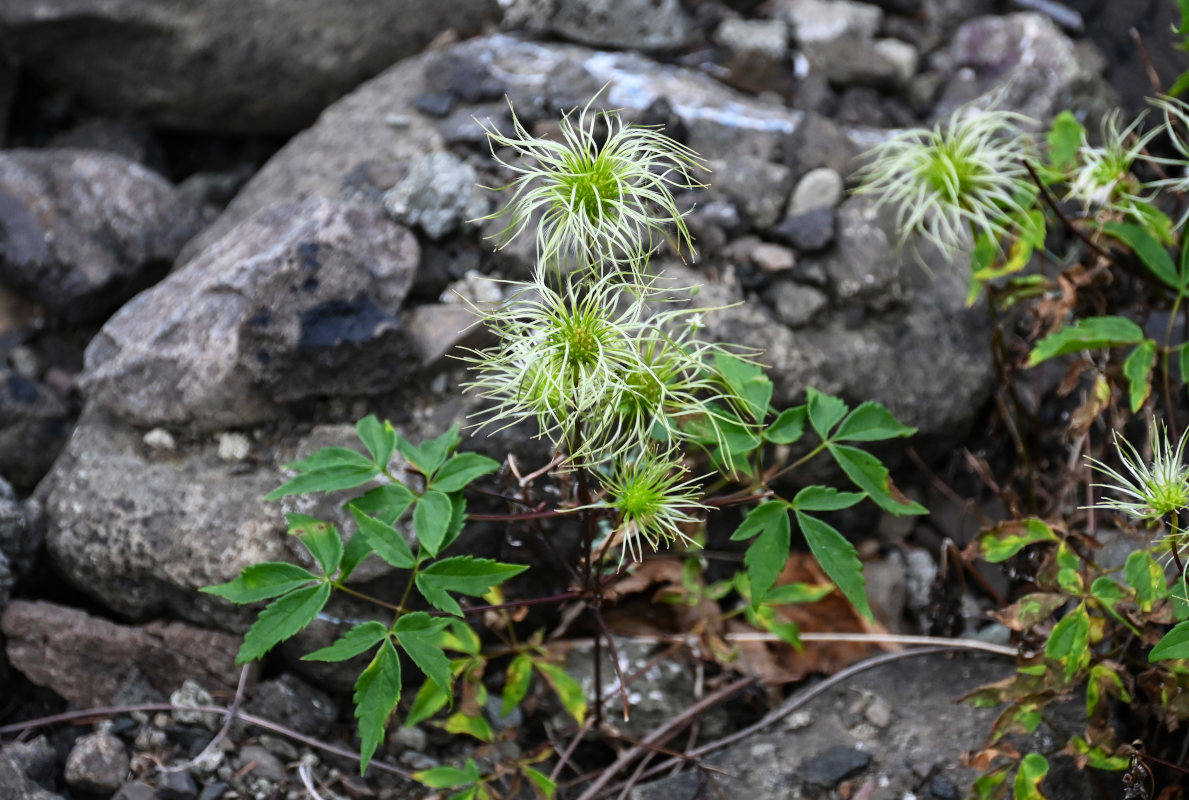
xmin=796 ymin=511 xmax=872 ymax=621
xmin=764 ymin=405 xmax=806 ymax=445
xmin=760 ymin=581 xmax=833 ymax=606
xmin=535 ymin=661 xmax=587 ymax=724
xmin=807 ymin=388 xmax=848 ymax=439
xmin=395 ymin=612 xmax=453 ymax=694
xmin=416 ymin=557 xmax=529 ymax=616
xmin=265 ymin=461 xmax=381 ymax=500
xmin=431 ymin=453 xmax=500 ymax=493
xmin=714 ymin=353 xmax=773 ymax=422
xmin=1013 ymin=753 xmax=1050 ymax=800
xmin=201 ymin=562 xmax=319 ymax=604
xmin=828 ymin=444 xmax=926 ymax=516
xmin=440 ymin=712 xmax=494 ymax=742
xmin=399 ymin=425 xmax=461 ymax=477
xmin=1088 ymin=576 xmax=1128 ymax=610
xmin=350 ymin=505 xmax=416 ymax=570
xmin=1122 ymin=339 xmax=1156 ymax=413
xmin=744 ymin=507 xmax=791 ymax=607
xmin=523 ymin=765 xmax=557 ymax=800
xmin=1125 ymin=550 xmax=1168 ymax=612
xmin=303 ymin=620 xmax=389 ymax=663
xmin=238 ymin=582 xmax=331 ymax=664
xmin=1102 ymin=220 xmax=1181 ymax=289
xmin=502 ymin=653 xmax=534 ymax=717
xmin=1046 ymin=110 xmax=1085 ymax=171
xmin=415 ymin=759 xmax=481 ymax=789
xmin=730 ymin=500 xmax=788 ymax=541
xmin=286 ymin=514 xmax=342 ymax=577
xmin=976 ymin=518 xmax=1058 ymax=563
xmin=284 ymin=446 xmax=376 ymax=473
xmin=356 ymin=415 xmax=397 ymax=470
xmin=791 ymin=485 xmax=866 ymax=512
xmin=832 ymin=401 xmax=917 ymax=442
xmin=339 ymin=532 xmax=374 ymax=583
xmin=441 ymin=494 xmax=468 ymax=553
xmin=1027 ymin=315 xmax=1145 ymax=367
xmin=1045 ymin=603 xmax=1090 ymax=682
xmin=355 ymin=638 xmax=402 ymax=774
xmin=352 ymin=483 xmax=416 ymax=526
xmin=1151 ymin=620 xmax=1189 ymax=660
xmin=414 ymin=490 xmax=454 ymax=557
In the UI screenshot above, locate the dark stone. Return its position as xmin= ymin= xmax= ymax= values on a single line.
xmin=112 ymin=782 xmax=156 ymax=800
xmin=931 ymin=774 xmax=960 ymax=800
xmin=802 ymin=746 xmax=871 ymax=788
xmin=779 ymin=112 xmax=856 ymax=177
xmin=415 ymin=91 xmax=455 ymax=117
xmin=197 ymin=783 xmax=230 ymax=800
xmin=244 ymin=673 xmax=339 ymax=738
xmin=422 ymin=50 xmax=505 ymax=103
xmin=0 ymin=755 xmax=64 ymax=800
xmin=771 ymin=207 xmax=835 ymax=253
xmin=0 ymin=367 xmax=71 ymax=491
xmin=155 ymin=769 xmax=198 ymax=800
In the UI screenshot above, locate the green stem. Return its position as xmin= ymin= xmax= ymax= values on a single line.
xmin=332 ymin=583 xmax=403 ymax=614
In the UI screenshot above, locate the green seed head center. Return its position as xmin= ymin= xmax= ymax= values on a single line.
xmin=561 ymin=155 xmax=622 ymax=224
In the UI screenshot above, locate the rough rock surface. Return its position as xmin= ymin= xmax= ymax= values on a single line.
xmin=2 ymin=599 xmax=242 ymax=708
xmin=0 ymin=0 xmax=498 ymax=133
xmin=38 ymin=409 xmax=289 ymax=622
xmin=0 ymin=368 xmax=73 ymax=492
xmin=0 ymin=150 xmax=203 ymax=324
xmin=82 ymin=196 xmax=419 ymax=431
xmin=0 ymin=475 xmax=42 ymax=613
xmin=63 ymin=733 xmax=129 ymax=795
xmin=502 ymin=0 xmax=694 ymax=52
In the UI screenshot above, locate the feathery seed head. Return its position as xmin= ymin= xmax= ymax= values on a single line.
xmin=1086 ymin=422 xmax=1189 ymax=523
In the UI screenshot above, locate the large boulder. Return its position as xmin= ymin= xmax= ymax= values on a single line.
xmin=82 ymin=196 xmax=419 ymax=431
xmin=0 ymin=0 xmax=499 ymax=133
xmin=0 ymin=150 xmax=204 ymax=324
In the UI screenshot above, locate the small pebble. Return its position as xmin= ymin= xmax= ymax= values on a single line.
xmin=65 ymin=732 xmax=131 ymax=794
xmin=237 ymin=744 xmax=287 ymax=783
xmin=112 ymin=781 xmax=155 ymax=800
xmin=216 ymin=432 xmax=251 ymax=461
xmin=156 ymin=769 xmax=199 ymax=800
xmin=143 ymin=428 xmax=177 ymax=451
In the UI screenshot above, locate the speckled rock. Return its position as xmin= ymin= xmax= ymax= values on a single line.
xmin=63 ymin=733 xmax=130 ymax=795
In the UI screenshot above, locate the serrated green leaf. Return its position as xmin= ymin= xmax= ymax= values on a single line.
xmin=764 ymin=405 xmax=806 ymax=444
xmin=265 ymin=463 xmax=381 ymax=500
xmin=395 ymin=612 xmax=453 ymax=693
xmin=714 ymin=353 xmax=773 ymax=421
xmin=1027 ymin=316 xmax=1145 ymax=367
xmin=431 ymin=453 xmax=500 ymax=492
xmin=971 ymin=766 xmax=1010 ymax=800
xmin=747 ymin=603 xmax=803 ymax=647
xmin=351 ymin=483 xmax=416 ymax=526
xmin=828 ymin=444 xmax=926 ymax=516
xmin=357 ymin=415 xmax=397 ymax=470
xmin=1125 ymin=550 xmax=1167 ymax=612
xmin=976 ymin=518 xmax=1058 ymax=563
xmin=416 ymin=557 xmax=529 ymax=616
xmin=796 ymin=511 xmax=872 ymax=620
xmin=1046 ymin=110 xmax=1084 ymax=171
xmin=1151 ymin=620 xmax=1189 ymax=660
xmin=730 ymin=500 xmax=788 ymax=541
xmin=238 ymin=582 xmax=331 ymax=664
xmin=1103 ymin=220 xmax=1180 ymax=289
xmin=791 ymin=485 xmax=865 ymax=512
xmin=443 ymin=618 xmax=482 ymax=655
xmin=303 ymin=621 xmax=388 ymax=662
xmin=760 ymin=581 xmax=833 ymax=606
xmin=284 ymin=446 xmax=376 ymax=473
xmin=201 ymin=562 xmax=319 ymax=604
xmin=415 ymin=759 xmax=481 ymax=789
xmin=744 ymin=510 xmax=791 ymax=606
xmin=351 ymin=505 xmax=416 ymax=569
xmin=523 ymin=766 xmax=557 ymax=800
xmin=833 ymin=401 xmax=917 ymax=442
xmin=399 ymin=426 xmax=462 ymax=477
xmin=1045 ymin=603 xmax=1090 ymax=682
xmin=415 ymin=490 xmax=454 ymax=557
xmin=1122 ymin=339 xmax=1156 ymax=413
xmin=355 ymin=638 xmax=402 ymax=774
xmin=441 ymin=493 xmax=468 ymax=553
xmin=407 ymin=678 xmax=451 ymax=726
xmin=535 ymin=661 xmax=587 ymax=724
xmin=502 ymin=653 xmax=533 ymax=717
xmin=286 ymin=514 xmax=343 ymax=577
xmin=1088 ymin=576 xmax=1127 ymax=609
xmin=339 ymin=531 xmax=374 ymax=583
xmin=807 ymin=388 xmax=848 ymax=438
xmin=1014 ymin=753 xmax=1049 ymax=800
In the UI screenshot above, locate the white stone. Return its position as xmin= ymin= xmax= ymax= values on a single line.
xmin=143 ymin=428 xmax=177 ymax=450
xmin=774 ymin=0 xmax=882 ymax=45
xmin=715 ymin=17 xmax=789 ymax=60
xmin=873 ymin=38 xmax=919 ymax=85
xmin=789 ymin=167 xmax=844 ymax=215
xmin=217 ymin=432 xmax=251 ymax=461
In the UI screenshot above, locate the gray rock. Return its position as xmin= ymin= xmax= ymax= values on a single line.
xmin=38 ymin=408 xmax=290 ymax=622
xmin=0 ymin=754 xmax=64 ymax=800
xmin=1 ymin=599 xmax=242 ymax=707
xmin=236 ymin=745 xmax=286 ymax=783
xmin=0 ymin=0 xmax=498 ymax=133
xmin=817 ymin=196 xmax=901 ymax=307
xmin=64 ymin=733 xmax=129 ymax=795
xmin=48 ymin=119 xmax=162 ymax=167
xmin=244 ymin=674 xmax=339 ymax=738
xmin=179 ymin=35 xmax=807 ymax=260
xmin=406 ymin=303 xmax=492 ymax=368
xmin=775 ymin=0 xmax=884 ymax=44
xmin=0 ymin=150 xmax=203 ymax=324
xmin=112 ymin=783 xmax=156 ymax=800
xmin=771 ymin=206 xmax=835 ymax=252
xmin=716 ymin=18 xmax=789 ymax=61
xmin=750 ymin=242 xmax=796 ymax=274
xmin=0 ymin=369 xmax=72 ymax=492
xmin=706 ymin=156 xmax=794 ymax=230
xmin=505 ymin=0 xmax=694 ymax=52
xmin=82 ymin=196 xmax=419 ymax=431
xmin=765 ymin=281 xmax=828 ymax=328
xmin=0 ymin=474 xmax=42 ymax=612
xmin=155 ymin=769 xmax=198 ymax=800
xmin=0 ymin=737 xmax=56 ymax=786
xmin=930 ymin=13 xmax=1115 ymax=126
xmin=779 ymin=112 xmax=859 ymax=178
xmin=789 ymin=168 xmax=843 ymax=215
xmin=803 ymin=746 xmax=871 ymax=787
xmin=383 ymin=150 xmax=479 ymax=240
